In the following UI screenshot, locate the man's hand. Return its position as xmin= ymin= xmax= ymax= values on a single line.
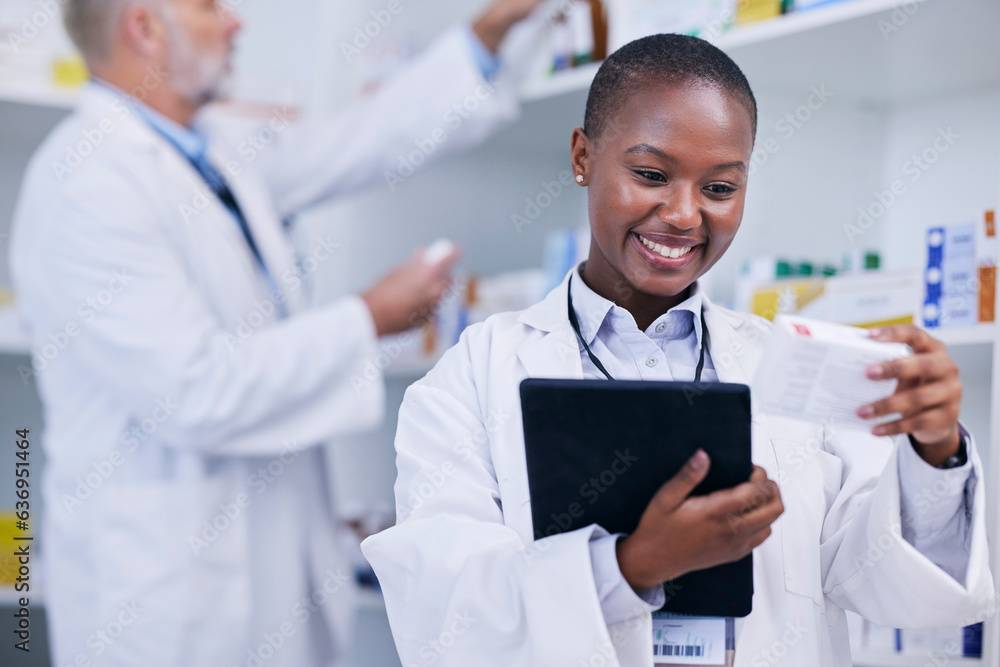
xmin=472 ymin=0 xmax=548 ymax=53
xmin=857 ymin=324 xmax=963 ymax=467
xmin=616 ymin=451 xmax=784 ymax=593
xmin=361 ymin=247 xmax=461 ymax=337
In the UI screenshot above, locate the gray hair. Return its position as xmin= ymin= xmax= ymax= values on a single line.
xmin=63 ymin=0 xmax=159 ymax=68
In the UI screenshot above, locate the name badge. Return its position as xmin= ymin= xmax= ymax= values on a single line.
xmin=652 ymin=613 xmax=735 ymax=666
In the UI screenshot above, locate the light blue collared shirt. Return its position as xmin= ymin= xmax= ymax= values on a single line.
xmin=93 ymin=78 xmax=289 ymax=318
xmin=92 ymin=77 xmax=212 ymax=175
xmin=132 ymin=99 xmax=210 ymax=164
xmin=569 ymin=262 xmax=716 ymax=384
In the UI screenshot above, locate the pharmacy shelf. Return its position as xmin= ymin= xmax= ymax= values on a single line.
xmin=0 ymin=579 xmax=383 ymax=613
xmin=933 ymin=325 xmax=997 ymax=348
xmin=854 ymin=651 xmax=981 ymax=666
xmin=5 ymin=0 xmax=997 ymax=115
xmin=520 ymin=62 xmax=600 ymax=103
xmin=518 ymin=0 xmax=1000 ymax=105
xmin=0 ymin=82 xmax=78 ymax=110
xmin=0 ymin=306 xmax=30 ymax=355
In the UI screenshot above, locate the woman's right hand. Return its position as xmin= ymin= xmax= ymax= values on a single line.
xmin=616 ymin=450 xmax=784 ymax=593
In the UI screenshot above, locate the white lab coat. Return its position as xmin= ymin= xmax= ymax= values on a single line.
xmin=362 ymin=270 xmax=995 ymax=667
xmin=10 ymin=27 xmax=518 ymax=667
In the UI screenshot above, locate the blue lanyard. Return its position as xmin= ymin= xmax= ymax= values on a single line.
xmin=154 ymin=132 xmax=289 ymax=319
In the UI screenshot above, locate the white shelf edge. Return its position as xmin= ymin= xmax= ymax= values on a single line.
xmin=1 ymin=578 xmax=381 ymax=612
xmin=0 ymin=0 xmax=978 ymax=110
xmin=713 ymin=0 xmax=906 ymax=51
xmin=519 ymin=62 xmax=599 ymax=103
xmin=517 ymin=0 xmax=947 ymax=104
xmin=0 ymin=305 xmax=31 ymax=356
xmin=930 ymin=325 xmax=997 ymax=348
xmin=853 ymin=650 xmax=982 ymax=666
xmin=0 ymin=83 xmax=79 ymax=110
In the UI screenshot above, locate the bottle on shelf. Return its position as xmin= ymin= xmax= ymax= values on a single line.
xmin=550 ymin=0 xmax=607 ymax=72
xmin=841 ymin=249 xmax=881 ymax=274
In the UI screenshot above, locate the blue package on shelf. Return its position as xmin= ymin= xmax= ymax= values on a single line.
xmin=924 ymin=225 xmax=979 ymax=328
xmin=927 ymin=227 xmax=944 ymax=266
xmin=922 ymin=299 xmax=940 ymax=328
xmin=924 ymin=228 xmax=944 ymax=328
xmin=925 ymin=267 xmax=942 ymax=302
xmin=963 ymin=622 xmax=983 ymax=657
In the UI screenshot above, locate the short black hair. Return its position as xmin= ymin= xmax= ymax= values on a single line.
xmin=583 ymin=34 xmax=757 ymax=143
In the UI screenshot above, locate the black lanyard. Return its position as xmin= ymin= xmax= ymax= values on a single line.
xmin=567 ymin=274 xmax=709 ymax=383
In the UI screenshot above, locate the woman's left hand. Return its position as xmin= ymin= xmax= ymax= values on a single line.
xmin=856 ymin=324 xmax=962 ymax=465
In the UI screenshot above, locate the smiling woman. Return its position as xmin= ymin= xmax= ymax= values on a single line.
xmin=570 ymin=34 xmax=756 ymax=331
xmin=362 ymin=30 xmax=993 ymax=667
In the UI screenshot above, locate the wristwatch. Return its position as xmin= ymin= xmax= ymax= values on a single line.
xmin=936 ymin=434 xmax=968 ymax=469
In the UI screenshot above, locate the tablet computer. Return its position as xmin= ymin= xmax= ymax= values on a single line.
xmin=520 ymin=378 xmax=754 ymax=618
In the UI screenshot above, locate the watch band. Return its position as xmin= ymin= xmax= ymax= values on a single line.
xmin=936 ymin=434 xmax=968 ymax=469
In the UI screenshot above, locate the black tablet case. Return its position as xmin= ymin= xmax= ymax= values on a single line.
xmin=520 ymin=378 xmax=754 ymax=617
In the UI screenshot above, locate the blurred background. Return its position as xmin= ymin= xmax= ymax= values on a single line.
xmin=0 ymin=0 xmax=998 ymax=665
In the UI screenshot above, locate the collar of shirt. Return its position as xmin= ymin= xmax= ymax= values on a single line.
xmin=569 ymin=262 xmax=705 ymax=349
xmin=92 ymin=77 xmax=210 ymax=164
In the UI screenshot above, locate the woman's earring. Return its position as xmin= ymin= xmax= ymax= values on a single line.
xmin=576 ymin=174 xmax=584 ymax=184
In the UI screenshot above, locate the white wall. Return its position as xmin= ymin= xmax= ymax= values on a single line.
xmin=710 ymin=88 xmax=889 ymax=306
xmin=879 ymin=87 xmax=1000 ymax=271
xmin=0 ymin=102 xmax=70 ymax=284
xmin=228 ymin=0 xmax=326 ymax=106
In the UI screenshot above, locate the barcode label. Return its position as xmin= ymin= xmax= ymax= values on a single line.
xmin=653 ymin=644 xmax=704 ymax=657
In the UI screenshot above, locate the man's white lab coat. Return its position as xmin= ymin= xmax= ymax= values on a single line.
xmin=10 ymin=26 xmax=518 ymax=667
xmin=362 ymin=270 xmax=994 ymax=666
